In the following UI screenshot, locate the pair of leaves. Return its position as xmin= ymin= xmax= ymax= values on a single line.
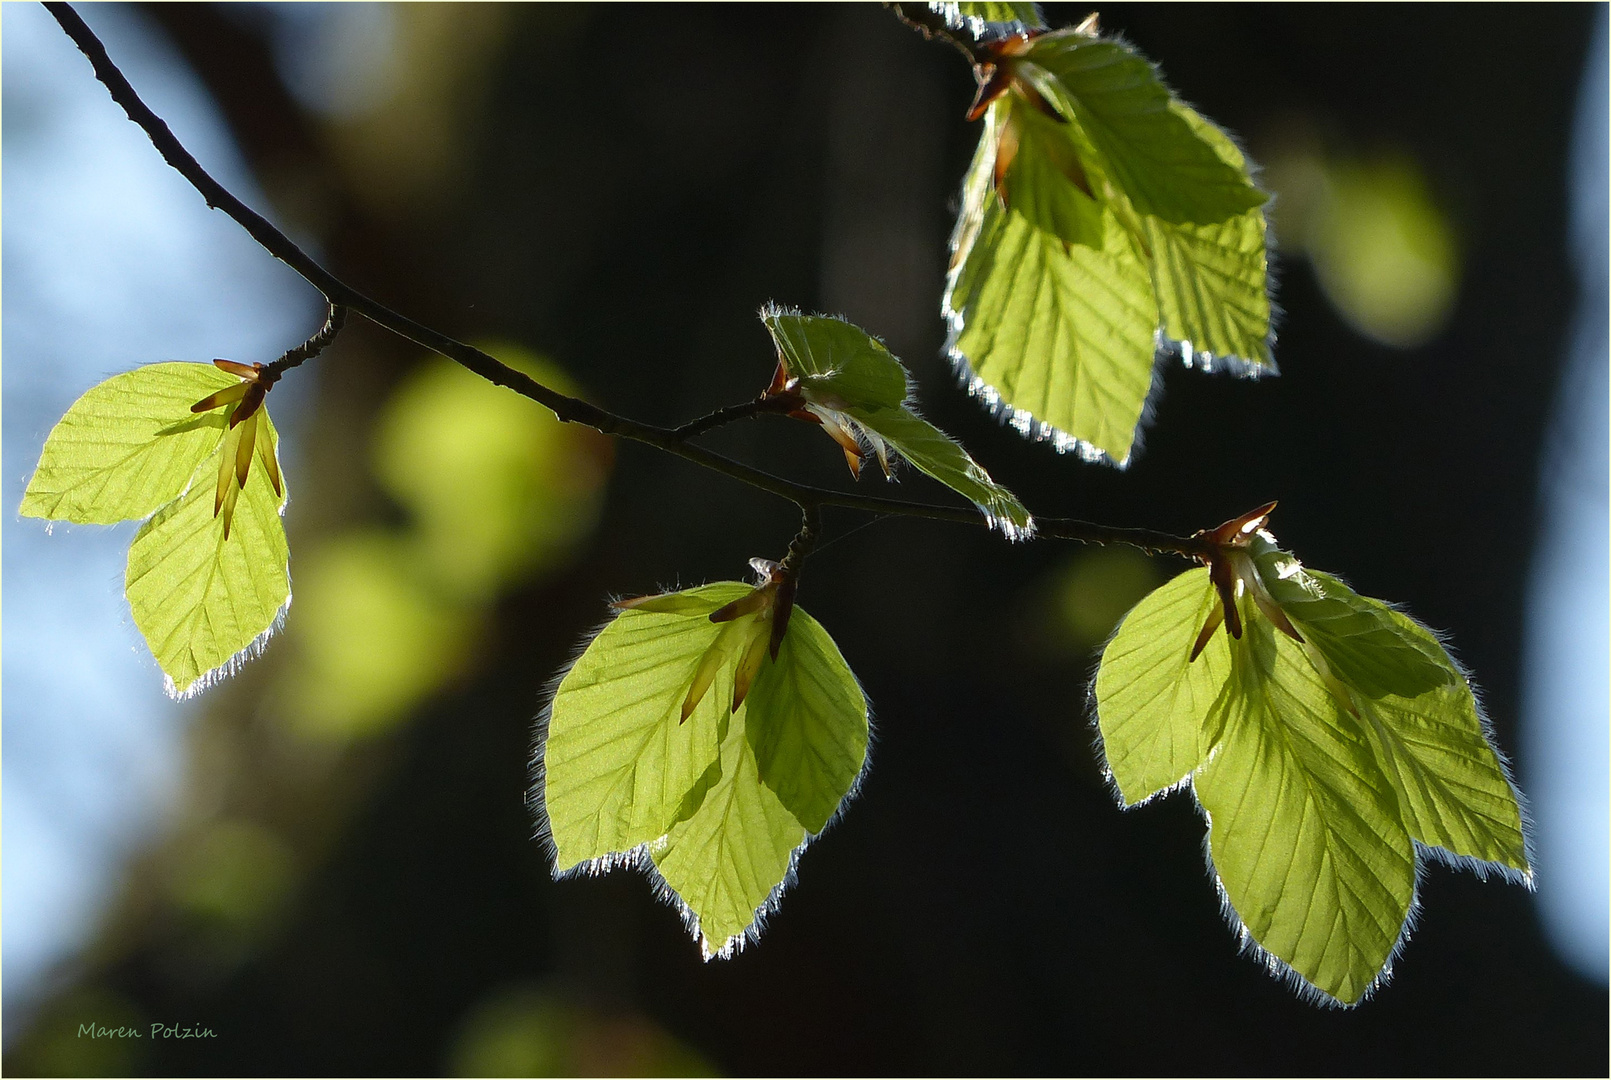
xmin=538 ymin=583 xmax=868 ymax=957
xmin=760 ymin=308 xmax=1034 ymax=539
xmin=21 ymin=362 xmax=290 ymax=695
xmin=1095 ymin=537 xmax=1529 ymax=1005
xmin=944 ymin=22 xmax=1274 ymax=465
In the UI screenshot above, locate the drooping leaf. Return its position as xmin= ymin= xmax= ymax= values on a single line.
xmin=123 ymin=409 xmax=290 ymax=696
xmin=1094 ymin=567 xmax=1230 ymax=805
xmin=744 ymin=605 xmax=869 ymax=833
xmin=1193 ymin=611 xmax=1416 ymax=1006
xmin=539 ymin=581 xmax=869 ymax=958
xmin=542 ymin=582 xmax=752 ymax=871
xmin=1094 ymin=546 xmax=1530 ymax=1005
xmin=944 ymin=29 xmax=1274 ymax=463
xmin=761 ymin=310 xmax=1034 ymax=537
xmin=946 ymin=101 xmax=1160 ymax=465
xmin=21 ymin=362 xmax=239 ymax=524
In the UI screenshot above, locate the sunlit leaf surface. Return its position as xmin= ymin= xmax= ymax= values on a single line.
xmin=1095 ymin=544 xmax=1530 ymax=1005
xmin=21 ymin=362 xmax=238 ymax=524
xmin=123 ymin=410 xmax=290 ymax=696
xmin=540 ymin=582 xmax=868 ymax=957
xmin=945 ymin=29 xmax=1273 ymax=465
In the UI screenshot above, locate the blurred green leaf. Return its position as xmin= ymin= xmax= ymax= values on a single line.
xmin=449 ymin=985 xmax=717 ymax=1077
xmin=20 ymin=361 xmax=234 ymax=524
xmin=1048 ymin=545 xmax=1162 ymax=650
xmin=124 ymin=410 xmax=289 ymax=696
xmin=374 ymin=345 xmax=610 ymax=601
xmin=279 ymin=531 xmax=473 ymax=740
xmin=167 ymin=819 xmax=297 ymax=932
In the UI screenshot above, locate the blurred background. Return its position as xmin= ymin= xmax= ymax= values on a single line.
xmin=3 ymin=2 xmax=1605 ymax=1074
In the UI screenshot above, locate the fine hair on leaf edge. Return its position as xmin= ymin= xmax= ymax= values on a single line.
xmin=528 ymin=590 xmax=877 ymax=960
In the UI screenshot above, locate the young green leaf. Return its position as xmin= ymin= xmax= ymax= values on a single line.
xmin=763 ymin=309 xmax=910 ymax=411
xmin=537 ymin=580 xmax=869 ymax=958
xmin=744 ymin=604 xmax=869 ymax=833
xmin=123 ymin=409 xmax=290 ymax=697
xmin=945 ymin=101 xmax=1161 ymax=465
xmin=761 ymin=309 xmax=1034 ymax=537
xmin=1194 ymin=610 xmax=1416 ymax=1007
xmin=945 ymin=28 xmax=1274 ymax=464
xmin=1024 ymin=35 xmax=1266 ymax=226
xmin=1094 ymin=537 xmax=1530 ymax=1005
xmin=651 ymin=713 xmax=809 ymax=959
xmin=540 ymin=583 xmax=753 ymax=871
xmin=1093 ymin=567 xmax=1231 ymax=805
xmin=21 ymin=362 xmax=239 ymax=524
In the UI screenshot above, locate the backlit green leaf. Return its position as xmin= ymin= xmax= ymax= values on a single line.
xmin=745 ymin=606 xmax=868 ymax=833
xmin=652 ymin=713 xmax=808 ymax=958
xmin=123 ymin=408 xmax=290 ymax=696
xmin=945 ymin=104 xmax=1159 ymax=464
xmin=539 ymin=581 xmax=870 ymax=958
xmin=1352 ymin=612 xmax=1530 ymax=877
xmin=850 ymin=405 xmax=1033 ymax=539
xmin=542 ymin=582 xmax=751 ymax=871
xmin=1142 ymin=106 xmax=1273 ymax=368
xmin=944 ymin=32 xmax=1273 ymax=463
xmin=1025 ymin=33 xmax=1267 ymax=225
xmin=21 ymin=362 xmax=237 ymax=524
xmin=1000 ymin=99 xmax=1104 ymax=250
xmin=1094 ymin=567 xmax=1230 ymax=805
xmin=1094 ymin=547 xmax=1530 ymax=1005
xmin=1193 ymin=611 xmax=1415 ymax=1006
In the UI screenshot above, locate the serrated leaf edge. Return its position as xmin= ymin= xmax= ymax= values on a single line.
xmin=529 ymin=596 xmax=878 ymax=960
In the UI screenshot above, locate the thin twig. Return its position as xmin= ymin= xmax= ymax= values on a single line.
xmin=264 ymin=302 xmax=347 ymax=379
xmin=43 ymin=1 xmax=1214 ymax=566
xmin=671 ymin=395 xmax=798 ymax=441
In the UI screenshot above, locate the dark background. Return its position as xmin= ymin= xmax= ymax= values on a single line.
xmin=8 ymin=3 xmax=1606 ymax=1075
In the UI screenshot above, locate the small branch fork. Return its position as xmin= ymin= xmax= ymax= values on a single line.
xmin=43 ymin=2 xmax=1215 ymax=570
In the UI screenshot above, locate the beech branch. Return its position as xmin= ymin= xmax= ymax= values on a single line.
xmin=44 ymin=1 xmax=1214 ymax=564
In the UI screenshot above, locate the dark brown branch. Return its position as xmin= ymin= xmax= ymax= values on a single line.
xmin=671 ymin=395 xmax=799 ymax=440
xmin=265 ymin=303 xmax=346 ymax=379
xmin=44 ymin=1 xmax=1214 ymax=566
